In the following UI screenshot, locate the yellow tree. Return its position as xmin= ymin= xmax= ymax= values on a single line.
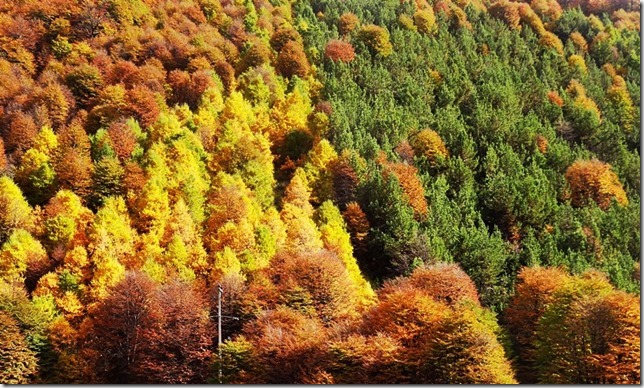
xmin=211 ymin=92 xmax=276 ymax=210
xmin=0 ymin=229 xmax=46 ymax=283
xmin=14 ymin=126 xmax=58 ymax=205
xmin=420 ymin=302 xmax=517 ymax=384
xmin=315 ymin=200 xmax=374 ymax=310
xmin=204 ymin=172 xmax=265 ymax=277
xmin=302 ymin=139 xmax=338 ymax=204
xmin=0 ymin=176 xmax=33 ymax=243
xmin=161 ymin=199 xmax=208 ymax=281
xmin=280 ymin=169 xmax=323 ymax=254
xmin=165 ymin=136 xmax=209 ymax=225
xmin=410 ymin=129 xmax=449 ymax=166
xmin=414 ymin=9 xmax=436 ymax=35
xmin=41 ymin=190 xmax=94 ymax=253
xmin=357 ymin=24 xmax=393 ymax=57
xmin=87 ymin=197 xmax=136 ymax=301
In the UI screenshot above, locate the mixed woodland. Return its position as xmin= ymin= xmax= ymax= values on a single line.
xmin=0 ymin=0 xmax=640 ymax=383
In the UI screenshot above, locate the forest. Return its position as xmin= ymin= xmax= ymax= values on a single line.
xmin=0 ymin=0 xmax=640 ymax=384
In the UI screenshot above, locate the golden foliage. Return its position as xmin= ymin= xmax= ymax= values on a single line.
xmin=357 ymin=24 xmax=393 ymax=57
xmin=565 ymin=159 xmax=628 ymax=209
xmin=411 ymin=129 xmax=449 ymax=165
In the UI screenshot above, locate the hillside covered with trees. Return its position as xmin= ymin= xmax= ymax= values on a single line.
xmin=0 ymin=0 xmax=640 ymax=384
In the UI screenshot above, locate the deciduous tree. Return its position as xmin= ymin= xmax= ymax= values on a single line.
xmin=0 ymin=311 xmax=38 ymax=384
xmin=565 ymin=159 xmax=628 ymax=210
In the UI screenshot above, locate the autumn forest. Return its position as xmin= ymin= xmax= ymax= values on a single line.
xmin=0 ymin=0 xmax=640 ymax=384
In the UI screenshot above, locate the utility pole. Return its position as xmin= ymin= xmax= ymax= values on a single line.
xmin=217 ymin=284 xmax=222 ymax=384
xmin=216 ymin=284 xmax=239 ymax=384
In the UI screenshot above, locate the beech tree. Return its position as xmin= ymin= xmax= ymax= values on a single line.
xmin=0 ymin=229 xmax=46 ymax=283
xmin=504 ymin=266 xmax=572 ymax=383
xmin=87 ymin=197 xmax=134 ymax=301
xmin=137 ymin=281 xmax=213 ymax=384
xmin=413 ymin=9 xmax=436 ymax=35
xmin=269 ymin=249 xmax=362 ymax=323
xmin=53 ymin=120 xmax=94 ymax=200
xmin=0 ymin=0 xmax=640 ymax=383
xmin=338 ymin=12 xmax=360 ymax=36
xmin=324 ymin=40 xmax=356 ymax=63
xmin=82 ymin=272 xmax=213 ymax=383
xmin=81 ymin=272 xmax=161 ymax=383
xmin=225 ymin=307 xmax=328 ymax=384
xmin=0 ymin=177 xmax=33 ymax=244
xmin=276 ymin=41 xmax=310 ymax=79
xmin=357 ymin=24 xmax=393 ymax=57
xmin=534 ymin=271 xmax=640 ymax=384
xmin=14 ymin=127 xmax=58 ymax=205
xmin=0 ymin=310 xmax=38 ymax=384
xmin=360 ymin=265 xmax=516 ymax=384
xmin=419 ymin=303 xmax=517 ymax=384
xmin=0 ymin=138 xmax=7 ymax=174
xmin=410 ymin=129 xmax=449 ymax=166
xmin=565 ymin=160 xmax=628 ymax=210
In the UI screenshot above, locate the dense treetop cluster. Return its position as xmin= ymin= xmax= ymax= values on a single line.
xmin=0 ymin=0 xmax=639 ymax=384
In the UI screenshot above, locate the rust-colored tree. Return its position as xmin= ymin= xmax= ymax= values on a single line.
xmin=213 ymin=60 xmax=235 ymax=95
xmin=4 ymin=112 xmax=38 ymax=156
xmin=338 ymin=13 xmax=360 ymax=36
xmin=226 ymin=307 xmax=329 ymax=383
xmin=53 ymin=120 xmax=94 ymax=200
xmin=358 ymin=266 xmax=515 ymax=383
xmin=489 ymin=1 xmax=521 ymax=30
xmin=585 ymin=291 xmax=640 ymax=384
xmin=107 ymin=120 xmax=138 ymax=162
xmin=403 ymin=263 xmax=480 ymax=307
xmin=276 ymin=41 xmax=310 ymax=79
xmin=138 ymin=281 xmax=213 ymax=384
xmin=80 ymin=271 xmax=162 ymax=383
xmin=534 ymin=272 xmax=640 ymax=384
xmin=269 ymin=249 xmax=361 ymax=323
xmin=330 ymin=156 xmax=359 ymax=209
xmin=380 ymin=157 xmax=428 ymax=219
xmin=504 ymin=266 xmax=571 ymax=383
xmin=168 ymin=69 xmax=215 ymax=109
xmin=127 ymin=85 xmax=160 ymax=128
xmin=81 ymin=272 xmax=213 ymax=383
xmin=324 ymin=40 xmax=356 ymax=63
xmin=270 ymin=27 xmax=302 ymax=52
xmin=341 ymin=201 xmax=370 ymax=260
xmin=0 ymin=138 xmax=7 ymax=174
xmin=565 ymin=159 xmax=628 ymax=210
xmin=0 ymin=310 xmax=38 ymax=384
